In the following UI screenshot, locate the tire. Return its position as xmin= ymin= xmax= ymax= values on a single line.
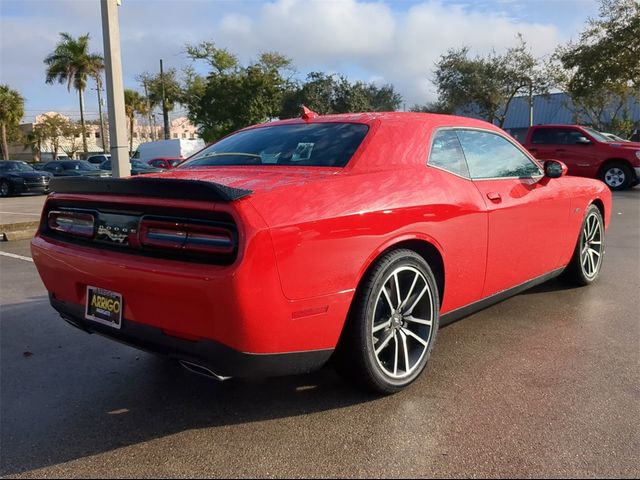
xmin=336 ymin=249 xmax=440 ymax=394
xmin=0 ymin=180 xmax=11 ymax=197
xmin=599 ymin=162 xmax=633 ymax=190
xmin=560 ymin=204 xmax=605 ymax=286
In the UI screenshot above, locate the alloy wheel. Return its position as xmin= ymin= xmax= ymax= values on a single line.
xmin=371 ymin=266 xmax=434 ymax=379
xmin=604 ymin=167 xmax=626 ymax=188
xmin=580 ymin=212 xmax=603 ymax=279
xmin=0 ymin=181 xmax=9 ymax=197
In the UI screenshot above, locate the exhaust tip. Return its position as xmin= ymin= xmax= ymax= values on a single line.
xmin=178 ymin=360 xmax=231 ymax=382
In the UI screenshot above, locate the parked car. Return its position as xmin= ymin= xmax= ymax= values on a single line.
xmin=522 ymin=124 xmax=640 ymax=190
xmin=32 ymin=112 xmax=611 ymax=393
xmin=147 ymin=157 xmax=183 ymax=169
xmin=600 ymin=132 xmax=629 ymax=142
xmin=99 ymin=159 xmax=164 ymax=176
xmin=41 ymin=160 xmax=111 ymax=177
xmin=87 ymin=154 xmax=111 ymax=165
xmin=131 ymin=138 xmax=205 ymax=163
xmin=0 ymin=160 xmax=52 ymax=197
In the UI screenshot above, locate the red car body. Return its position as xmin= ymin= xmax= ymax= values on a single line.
xmin=522 ymin=124 xmax=640 ymax=189
xmin=31 ymin=113 xmax=612 ymax=382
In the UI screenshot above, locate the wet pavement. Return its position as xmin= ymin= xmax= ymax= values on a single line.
xmin=1 ymin=189 xmax=638 ymax=478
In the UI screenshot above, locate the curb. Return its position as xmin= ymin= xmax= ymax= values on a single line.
xmin=1 ymin=221 xmax=39 ymax=242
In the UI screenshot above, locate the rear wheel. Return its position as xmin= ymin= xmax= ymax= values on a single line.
xmin=560 ymin=204 xmax=605 ymax=286
xmin=599 ymin=162 xmax=632 ymax=190
xmin=336 ymin=249 xmax=439 ymax=394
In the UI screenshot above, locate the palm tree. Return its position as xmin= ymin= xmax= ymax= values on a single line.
xmin=0 ymin=85 xmax=25 ymax=160
xmin=124 ymin=89 xmax=145 ymax=156
xmin=44 ymin=33 xmax=104 ymax=155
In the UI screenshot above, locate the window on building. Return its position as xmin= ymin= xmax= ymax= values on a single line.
xmin=173 ymin=133 xmax=178 ymax=139
xmin=133 ymin=132 xmax=138 ymax=138
xmin=95 ymin=132 xmax=100 ymax=138
xmin=181 ymin=133 xmax=186 ymax=139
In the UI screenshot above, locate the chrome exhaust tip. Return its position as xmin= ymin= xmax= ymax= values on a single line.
xmin=178 ymin=360 xmax=231 ymax=382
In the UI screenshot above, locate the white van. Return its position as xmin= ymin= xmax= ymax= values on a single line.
xmin=132 ymin=139 xmax=205 ymax=163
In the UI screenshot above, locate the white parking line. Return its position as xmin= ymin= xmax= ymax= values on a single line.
xmin=0 ymin=251 xmax=34 ymax=263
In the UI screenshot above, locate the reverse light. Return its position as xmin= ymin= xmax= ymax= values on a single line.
xmin=48 ymin=210 xmax=95 ymax=238
xmin=139 ymin=218 xmax=234 ymax=255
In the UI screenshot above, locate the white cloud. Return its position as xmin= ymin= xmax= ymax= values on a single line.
xmin=215 ymin=0 xmax=564 ymax=106
xmin=1 ymin=0 xmax=576 ymax=120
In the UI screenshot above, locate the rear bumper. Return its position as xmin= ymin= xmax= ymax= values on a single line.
xmin=50 ymin=295 xmax=333 ymax=378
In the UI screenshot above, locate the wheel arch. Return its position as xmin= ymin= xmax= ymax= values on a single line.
xmin=597 ymin=158 xmax=634 ymax=177
xmin=355 ymin=235 xmax=445 ymax=307
xmin=591 ymin=198 xmax=606 ymax=226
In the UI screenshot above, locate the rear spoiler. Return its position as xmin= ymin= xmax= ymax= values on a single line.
xmin=49 ymin=176 xmax=252 ymax=202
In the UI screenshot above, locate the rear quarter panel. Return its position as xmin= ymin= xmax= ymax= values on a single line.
xmin=248 ymin=166 xmax=488 ymax=314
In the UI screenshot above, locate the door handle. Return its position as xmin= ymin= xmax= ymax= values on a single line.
xmin=486 ymin=192 xmax=502 ymax=201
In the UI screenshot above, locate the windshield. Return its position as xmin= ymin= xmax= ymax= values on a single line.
xmin=582 ymin=127 xmax=611 ymax=143
xmin=62 ymin=161 xmax=99 ymax=170
xmin=0 ymin=162 xmax=34 ymax=172
xmin=169 ymin=159 xmax=182 ymax=167
xmin=131 ymin=160 xmax=150 ymax=169
xmin=182 ymin=123 xmax=369 ymax=168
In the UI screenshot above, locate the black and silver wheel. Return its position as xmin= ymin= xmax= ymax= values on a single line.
xmin=336 ymin=249 xmax=439 ymax=394
xmin=600 ymin=162 xmax=632 ymax=190
xmin=561 ymin=204 xmax=605 ymax=286
xmin=0 ymin=180 xmax=11 ymax=197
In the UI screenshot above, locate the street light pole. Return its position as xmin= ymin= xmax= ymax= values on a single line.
xmin=160 ymin=59 xmax=170 ymax=140
xmin=100 ymin=0 xmax=130 ymax=177
xmin=94 ymin=77 xmax=107 ymax=153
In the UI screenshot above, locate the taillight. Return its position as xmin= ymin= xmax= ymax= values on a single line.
xmin=139 ymin=218 xmax=234 ymax=254
xmin=48 ymin=210 xmax=95 ymax=238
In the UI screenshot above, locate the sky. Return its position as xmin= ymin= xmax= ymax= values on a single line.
xmin=0 ymin=0 xmax=600 ymax=123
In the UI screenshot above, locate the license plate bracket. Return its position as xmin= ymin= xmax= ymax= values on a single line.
xmin=85 ymin=286 xmax=123 ymax=329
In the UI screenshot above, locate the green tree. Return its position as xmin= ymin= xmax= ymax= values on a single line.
xmin=0 ymin=85 xmax=25 ymax=160
xmin=280 ymin=72 xmax=403 ymax=119
xmin=124 ymin=89 xmax=146 ymax=156
xmin=433 ymin=36 xmax=549 ymax=127
xmin=37 ymin=114 xmax=67 ymax=160
xmin=22 ymin=127 xmax=45 ymax=162
xmin=183 ymin=42 xmax=294 ymax=141
xmin=552 ymin=0 xmax=639 ymax=130
xmin=44 ymin=33 xmax=104 ymax=154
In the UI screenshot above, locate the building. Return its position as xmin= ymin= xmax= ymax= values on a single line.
xmin=8 ymin=112 xmax=200 ymax=162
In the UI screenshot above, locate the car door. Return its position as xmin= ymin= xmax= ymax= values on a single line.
xmin=551 ymin=128 xmax=600 ymax=177
xmin=455 ymin=129 xmax=572 ymax=298
xmin=527 ymin=128 xmax=559 ymax=161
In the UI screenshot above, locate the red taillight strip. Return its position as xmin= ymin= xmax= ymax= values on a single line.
xmin=139 ymin=218 xmax=235 ymax=254
xmin=47 ymin=210 xmax=95 ymax=238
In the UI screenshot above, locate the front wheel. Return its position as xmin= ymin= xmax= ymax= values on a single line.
xmin=0 ymin=180 xmax=11 ymax=197
xmin=336 ymin=249 xmax=439 ymax=394
xmin=560 ymin=204 xmax=605 ymax=286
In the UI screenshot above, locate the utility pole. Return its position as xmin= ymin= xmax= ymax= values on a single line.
xmin=142 ymin=78 xmax=154 ymax=141
xmin=100 ymin=0 xmax=130 ymax=177
xmin=160 ymin=59 xmax=170 ymax=140
xmin=94 ymin=77 xmax=107 ymax=153
xmin=528 ymin=79 xmax=534 ymax=127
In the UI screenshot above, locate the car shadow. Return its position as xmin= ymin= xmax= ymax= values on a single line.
xmin=0 ymin=297 xmax=377 ymax=476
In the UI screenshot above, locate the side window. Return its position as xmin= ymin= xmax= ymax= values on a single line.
xmin=531 ymin=128 xmax=563 ymax=145
xmin=428 ymin=130 xmax=470 ymax=178
xmin=456 ymin=130 xmax=541 ymax=179
xmin=563 ymin=130 xmax=588 ymax=145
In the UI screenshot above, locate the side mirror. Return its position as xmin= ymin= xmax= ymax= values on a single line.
xmin=544 ymin=160 xmax=568 ymax=178
xmin=576 ymin=136 xmax=591 ymax=145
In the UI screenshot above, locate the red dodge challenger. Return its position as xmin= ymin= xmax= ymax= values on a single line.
xmin=31 ymin=111 xmax=611 ymax=393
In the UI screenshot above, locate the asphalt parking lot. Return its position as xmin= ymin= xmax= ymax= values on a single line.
xmin=1 ymin=190 xmax=638 ymax=478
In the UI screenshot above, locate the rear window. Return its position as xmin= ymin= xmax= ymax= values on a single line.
xmin=181 ymin=123 xmax=369 ymax=168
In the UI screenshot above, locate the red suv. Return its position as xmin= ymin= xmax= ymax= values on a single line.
xmin=522 ymin=125 xmax=640 ymax=190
